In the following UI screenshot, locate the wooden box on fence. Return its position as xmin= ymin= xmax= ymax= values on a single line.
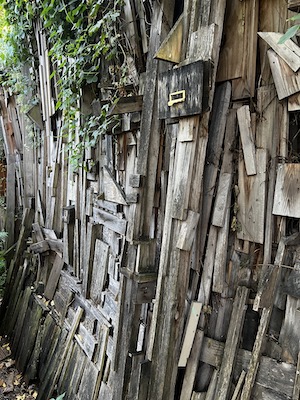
xmin=288 ymin=0 xmax=300 ymax=11
xmin=158 ymin=61 xmax=203 ymax=119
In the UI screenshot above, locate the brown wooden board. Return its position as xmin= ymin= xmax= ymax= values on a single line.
xmin=158 ymin=61 xmax=204 ymax=119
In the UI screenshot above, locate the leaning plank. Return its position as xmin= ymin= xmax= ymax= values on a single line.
xmin=254 ymin=236 xmax=286 ymax=311
xmin=49 ymin=307 xmax=84 ymax=398
xmin=237 ymin=105 xmax=256 ymax=176
xmin=176 ymin=210 xmax=200 ymax=251
xmin=90 ymin=239 xmax=110 ymax=304
xmin=268 ymin=49 xmax=300 ymax=100
xmin=200 ymin=82 xmax=231 ymax=255
xmin=212 ymin=196 xmax=231 ymax=294
xmin=178 ymin=302 xmax=202 ymax=367
xmin=214 ymin=286 xmax=249 ymax=400
xmin=93 ymin=207 xmax=127 ymax=235
xmin=44 ymin=254 xmax=64 ymax=300
xmin=258 ymin=32 xmax=300 ymax=72
xmin=212 ymin=172 xmax=232 ymax=227
xmin=180 ymin=330 xmax=205 ymax=400
xmin=232 ymin=370 xmax=246 ymax=400
xmin=273 ymin=163 xmax=300 ymax=218
xmin=240 ymin=307 xmax=272 ymax=400
xmin=293 ymin=352 xmax=300 ymax=400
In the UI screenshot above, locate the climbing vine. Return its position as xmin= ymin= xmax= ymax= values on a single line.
xmin=0 ymin=0 xmax=128 ymax=167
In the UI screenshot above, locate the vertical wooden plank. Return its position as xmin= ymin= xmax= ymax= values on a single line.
xmin=214 ymin=286 xmax=249 ymax=400
xmin=237 ymin=149 xmax=267 ymax=244
xmin=237 ymin=105 xmax=256 ymax=176
xmin=180 ymin=330 xmax=205 ymax=400
xmin=240 ymin=307 xmax=272 ymax=400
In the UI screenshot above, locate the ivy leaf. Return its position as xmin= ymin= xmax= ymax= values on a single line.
xmin=278 ymin=25 xmax=300 ymax=44
xmin=289 ymin=13 xmax=300 ymax=22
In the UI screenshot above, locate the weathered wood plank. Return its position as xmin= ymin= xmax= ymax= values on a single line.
xmin=237 ymin=149 xmax=267 ymax=244
xmin=179 ymin=329 xmax=205 ymax=400
xmin=200 ymin=82 xmax=231 ymax=255
xmin=258 ymin=31 xmax=300 ymax=72
xmin=93 ymin=207 xmax=127 ymax=235
xmin=293 ymin=352 xmax=300 ymax=400
xmin=200 ymin=336 xmax=295 ymax=397
xmin=273 ymin=163 xmax=300 ymax=218
xmin=178 ymin=302 xmax=202 ymax=367
xmin=268 ymin=49 xmax=300 ymax=100
xmin=44 ymin=254 xmax=64 ymax=300
xmin=90 ymin=239 xmax=110 ymax=304
xmin=237 ymin=105 xmax=256 ymax=176
xmin=176 ymin=210 xmax=200 ymax=251
xmin=240 ymin=307 xmax=272 ymax=400
xmin=102 ymin=166 xmax=127 ymax=205
xmin=214 ymin=286 xmax=249 ymax=400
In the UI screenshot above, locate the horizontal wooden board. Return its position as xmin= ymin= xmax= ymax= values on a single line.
xmin=93 ymin=207 xmax=127 ymax=235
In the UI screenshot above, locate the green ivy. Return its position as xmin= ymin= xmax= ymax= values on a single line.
xmin=0 ymin=0 xmax=126 ymax=168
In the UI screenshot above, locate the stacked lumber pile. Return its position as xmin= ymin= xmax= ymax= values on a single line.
xmin=0 ymin=0 xmax=300 ymax=399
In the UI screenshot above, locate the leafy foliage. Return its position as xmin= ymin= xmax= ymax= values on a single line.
xmin=0 ymin=0 xmax=126 ymax=168
xmin=278 ymin=14 xmax=300 ymax=44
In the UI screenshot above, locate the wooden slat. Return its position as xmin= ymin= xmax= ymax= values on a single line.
xmin=237 ymin=105 xmax=256 ymax=176
xmin=44 ymin=254 xmax=64 ymax=300
xmin=237 ymin=149 xmax=267 ymax=245
xmin=293 ymin=352 xmax=300 ymax=400
xmin=214 ymin=286 xmax=249 ymax=400
xmin=176 ymin=210 xmax=200 ymax=251
xmin=155 ymin=14 xmax=183 ymax=63
xmin=240 ymin=307 xmax=272 ymax=400
xmin=90 ymin=239 xmax=110 ymax=304
xmin=93 ymin=207 xmax=127 ymax=235
xmin=178 ymin=302 xmax=202 ymax=367
xmin=258 ymin=31 xmax=300 ymax=72
xmin=268 ymin=49 xmax=300 ymax=100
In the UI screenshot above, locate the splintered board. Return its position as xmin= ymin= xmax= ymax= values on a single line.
xmin=273 ymin=163 xmax=300 ymax=218
xmin=158 ymin=61 xmax=203 ymax=119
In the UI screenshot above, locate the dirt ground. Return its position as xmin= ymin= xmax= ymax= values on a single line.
xmin=0 ymin=336 xmax=38 ymax=400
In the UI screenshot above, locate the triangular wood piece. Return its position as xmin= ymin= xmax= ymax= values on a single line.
xmin=268 ymin=49 xmax=300 ymax=100
xmin=258 ymin=32 xmax=300 ymax=72
xmin=155 ymin=14 xmax=183 ymax=63
xmin=103 ymin=166 xmax=127 ymax=205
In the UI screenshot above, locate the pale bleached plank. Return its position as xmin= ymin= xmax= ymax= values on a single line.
xmin=176 ymin=210 xmax=200 ymax=251
xmin=178 ymin=302 xmax=202 ymax=367
xmin=237 ymin=105 xmax=256 ymax=176
xmin=273 ymin=163 xmax=300 ymax=218
xmin=258 ymin=31 xmax=300 ymax=72
xmin=268 ymin=49 xmax=300 ymax=100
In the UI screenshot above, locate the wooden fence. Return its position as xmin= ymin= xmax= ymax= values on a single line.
xmin=0 ymin=0 xmax=300 ymax=399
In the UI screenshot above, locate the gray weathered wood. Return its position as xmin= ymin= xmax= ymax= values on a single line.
xmin=214 ymin=286 xmax=249 ymax=400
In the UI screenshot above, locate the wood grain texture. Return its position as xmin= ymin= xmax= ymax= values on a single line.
xmin=237 ymin=149 xmax=267 ymax=244
xmin=273 ymin=163 xmax=300 ymax=218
